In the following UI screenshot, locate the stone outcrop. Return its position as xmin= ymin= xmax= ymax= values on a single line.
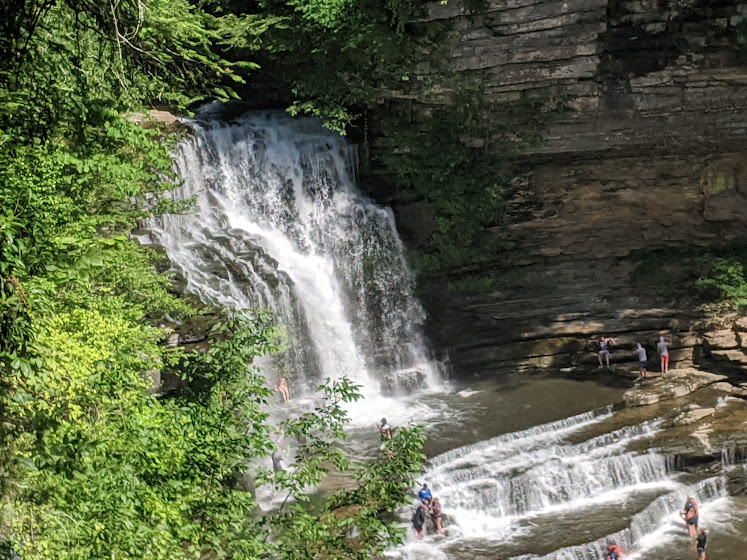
xmin=380 ymin=369 xmax=427 ymax=395
xmin=611 ymin=368 xmax=747 ymax=461
xmin=366 ymin=0 xmax=747 ymax=377
xmin=623 ymin=367 xmax=727 ymax=407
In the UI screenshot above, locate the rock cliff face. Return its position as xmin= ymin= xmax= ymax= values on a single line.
xmin=369 ymin=0 xmax=747 ymax=376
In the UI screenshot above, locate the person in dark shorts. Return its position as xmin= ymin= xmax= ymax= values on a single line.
xmin=635 ymin=343 xmax=648 ymax=380
xmin=430 ymin=497 xmax=444 ymax=534
xmin=605 ymin=544 xmax=625 ymax=559
xmin=411 ymin=504 xmax=426 ymax=539
xmin=680 ymin=497 xmax=699 ymax=538
xmin=598 ymin=337 xmax=616 ymax=367
xmin=695 ymin=529 xmax=709 ymax=560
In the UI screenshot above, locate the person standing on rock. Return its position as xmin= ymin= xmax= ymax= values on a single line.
xmin=378 ymin=418 xmax=392 ymax=439
xmin=680 ymin=497 xmax=699 ymax=538
xmin=635 ymin=343 xmax=648 ymax=380
xmin=411 ymin=503 xmax=426 ymax=539
xmin=598 ymin=336 xmax=616 ymax=368
xmin=430 ymin=497 xmax=444 ymax=535
xmin=657 ymin=336 xmax=671 ymax=374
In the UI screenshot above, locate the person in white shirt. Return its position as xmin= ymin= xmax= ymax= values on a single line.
xmin=378 ymin=418 xmax=391 ymax=439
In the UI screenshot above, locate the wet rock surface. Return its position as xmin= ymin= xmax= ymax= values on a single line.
xmin=365 ymin=1 xmax=747 ymax=380
xmin=380 ymin=369 xmax=426 ymax=396
xmin=623 ymin=367 xmax=728 ymax=407
xmin=613 ymin=367 xmax=747 ymax=460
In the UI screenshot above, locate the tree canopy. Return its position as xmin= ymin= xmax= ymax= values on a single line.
xmin=0 ymin=1 xmax=430 ymax=558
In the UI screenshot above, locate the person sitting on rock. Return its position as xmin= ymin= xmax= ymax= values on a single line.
xmin=598 ymin=337 xmax=616 ymax=368
xmin=657 ymin=336 xmax=671 ymax=374
xmin=635 ymin=343 xmax=648 ymax=380
xmin=274 ymin=377 xmax=290 ymax=403
xmin=418 ymin=483 xmax=433 ymax=506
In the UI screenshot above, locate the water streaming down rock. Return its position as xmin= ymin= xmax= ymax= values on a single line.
xmin=394 ymin=404 xmax=742 ymax=560
xmin=427 ymin=406 xmax=614 ymax=469
xmin=523 ymin=476 xmax=726 ymax=560
xmin=427 ymin=415 xmax=670 ymax=527
xmin=150 ymin=112 xmax=438 ymax=396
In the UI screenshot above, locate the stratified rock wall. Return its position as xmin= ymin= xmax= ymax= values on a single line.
xmin=372 ymin=0 xmax=747 ymax=376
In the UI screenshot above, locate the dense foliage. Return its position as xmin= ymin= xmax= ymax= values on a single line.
xmin=1 ymin=1 xmax=429 ymax=558
xmin=223 ymin=0 xmax=444 ymax=130
xmin=631 ymin=246 xmax=747 ymax=309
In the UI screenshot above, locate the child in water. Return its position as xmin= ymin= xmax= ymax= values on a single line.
xmin=695 ymin=529 xmax=709 ymax=560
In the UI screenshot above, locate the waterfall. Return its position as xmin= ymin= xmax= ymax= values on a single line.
xmin=149 ymin=112 xmax=439 ymax=401
xmin=526 ymin=476 xmax=726 ymax=560
xmin=424 ymin=414 xmax=671 ymax=535
xmin=427 ymin=406 xmax=614 ymax=469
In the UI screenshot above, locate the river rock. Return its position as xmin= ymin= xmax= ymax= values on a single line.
xmin=623 ymin=367 xmax=727 ymax=407
xmin=380 ymin=369 xmax=426 ymax=396
xmin=703 ymin=329 xmax=739 ymax=350
xmin=126 ymin=109 xmax=187 ymax=134
xmin=710 ymin=349 xmax=747 ymax=364
xmin=726 ymin=468 xmax=747 ymax=497
xmin=668 ymin=405 xmax=716 ymax=427
xmin=165 ymin=333 xmax=180 ymax=348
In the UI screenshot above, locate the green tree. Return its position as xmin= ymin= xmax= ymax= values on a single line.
xmin=1 ymin=3 xmax=429 ymax=559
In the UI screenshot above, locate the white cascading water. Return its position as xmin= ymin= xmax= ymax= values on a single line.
xmin=525 ymin=476 xmax=726 ymax=560
xmin=149 ymin=112 xmax=439 ymax=412
xmin=421 ymin=412 xmax=673 ymax=539
xmin=389 ymin=408 xmax=739 ymax=560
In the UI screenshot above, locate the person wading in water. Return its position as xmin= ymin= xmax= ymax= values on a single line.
xmin=411 ymin=503 xmax=426 ymax=539
xmin=430 ymin=497 xmax=444 ymax=535
xmin=680 ymin=497 xmax=699 ymax=538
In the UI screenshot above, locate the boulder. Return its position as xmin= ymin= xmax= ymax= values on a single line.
xmin=623 ymin=367 xmax=728 ymax=407
xmin=710 ymin=350 xmax=747 ymax=364
xmin=144 ymin=368 xmax=161 ymax=395
xmin=165 ymin=333 xmax=180 ymax=348
xmin=380 ymin=369 xmax=426 ymax=396
xmin=703 ymin=329 xmax=739 ymax=350
xmin=726 ymin=468 xmax=747 ymax=497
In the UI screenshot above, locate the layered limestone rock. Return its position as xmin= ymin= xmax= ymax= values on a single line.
xmin=623 ymin=367 xmax=727 ymax=407
xmin=613 ymin=368 xmax=747 ymax=460
xmin=368 ymin=0 xmax=747 ymax=376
